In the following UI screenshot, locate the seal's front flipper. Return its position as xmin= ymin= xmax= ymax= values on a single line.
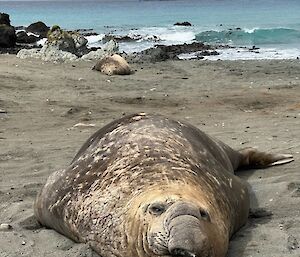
xmin=238 ymin=148 xmax=294 ymax=169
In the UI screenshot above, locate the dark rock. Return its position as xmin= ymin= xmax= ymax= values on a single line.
xmin=26 ymin=21 xmax=49 ymax=38
xmin=129 ymin=42 xmax=213 ymax=63
xmin=80 ymin=32 xmax=99 ymax=37
xmin=47 ymin=25 xmax=76 ymax=53
xmin=197 ymin=50 xmax=219 ymax=56
xmin=0 ymin=24 xmax=17 ymax=47
xmin=0 ymin=13 xmax=17 ymax=48
xmin=16 ymin=31 xmax=40 ymax=44
xmin=46 ymin=25 xmax=89 ymax=57
xmin=0 ymin=13 xmax=11 ymax=26
xmin=15 ymin=26 xmax=26 ymax=31
xmin=75 ymin=28 xmax=93 ymax=33
xmin=102 ymin=34 xmax=142 ymax=43
xmin=141 ymin=47 xmax=177 ymax=62
xmin=249 ymin=45 xmax=260 ymax=50
xmin=74 ymin=29 xmax=99 ymax=37
xmin=174 ymin=21 xmax=192 ymax=26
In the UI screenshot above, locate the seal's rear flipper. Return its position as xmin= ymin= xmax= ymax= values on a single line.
xmin=238 ymin=148 xmax=294 ymax=169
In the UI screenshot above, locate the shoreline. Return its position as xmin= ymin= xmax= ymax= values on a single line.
xmin=1 ymin=19 xmax=299 ymax=60
xmin=0 ymin=55 xmax=299 ymax=256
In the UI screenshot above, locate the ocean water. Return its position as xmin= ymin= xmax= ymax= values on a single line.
xmin=1 ymin=0 xmax=300 ymax=59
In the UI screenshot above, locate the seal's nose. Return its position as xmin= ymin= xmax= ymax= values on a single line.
xmin=170 ymin=248 xmax=196 ymax=257
xmin=167 ymin=203 xmax=209 ymax=257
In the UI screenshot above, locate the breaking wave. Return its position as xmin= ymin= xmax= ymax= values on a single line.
xmin=195 ymin=28 xmax=300 ymax=46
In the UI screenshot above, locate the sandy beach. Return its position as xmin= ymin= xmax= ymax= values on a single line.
xmin=0 ymin=54 xmax=299 ymax=257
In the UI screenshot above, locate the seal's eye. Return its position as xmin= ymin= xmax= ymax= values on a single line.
xmin=199 ymin=208 xmax=210 ymax=221
xmin=148 ymin=203 xmax=166 ymax=216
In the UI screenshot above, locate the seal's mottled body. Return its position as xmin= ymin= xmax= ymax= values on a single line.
xmin=35 ymin=113 xmax=293 ymax=257
xmin=92 ymin=54 xmax=132 ymax=75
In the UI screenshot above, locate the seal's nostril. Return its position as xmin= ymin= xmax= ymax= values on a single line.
xmin=171 ymin=248 xmax=196 ymax=257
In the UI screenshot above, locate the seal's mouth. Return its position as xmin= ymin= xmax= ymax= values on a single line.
xmin=170 ymin=248 xmax=196 ymax=257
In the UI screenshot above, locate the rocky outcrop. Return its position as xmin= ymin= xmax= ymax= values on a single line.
xmin=17 ymin=46 xmax=78 ymax=62
xmin=47 ymin=25 xmax=89 ymax=56
xmin=26 ymin=21 xmax=49 ymax=38
xmin=16 ymin=26 xmax=85 ymax=62
xmin=74 ymin=28 xmax=99 ymax=37
xmin=0 ymin=13 xmax=11 ymax=26
xmin=16 ymin=31 xmax=40 ymax=44
xmin=0 ymin=25 xmax=16 ymax=47
xmin=17 ymin=26 xmax=119 ymax=62
xmin=102 ymin=33 xmax=160 ymax=44
xmin=174 ymin=21 xmax=192 ymax=26
xmin=102 ymin=34 xmax=142 ymax=43
xmin=0 ymin=13 xmax=16 ymax=48
xmin=81 ymin=40 xmax=118 ymax=61
xmin=128 ymin=42 xmax=215 ymax=62
xmin=71 ymin=32 xmax=89 ymax=55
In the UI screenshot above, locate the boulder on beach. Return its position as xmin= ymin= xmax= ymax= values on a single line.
xmin=71 ymin=32 xmax=89 ymax=54
xmin=47 ymin=25 xmax=76 ymax=53
xmin=0 ymin=13 xmax=16 ymax=48
xmin=0 ymin=13 xmax=11 ymax=26
xmin=174 ymin=21 xmax=192 ymax=26
xmin=47 ymin=25 xmax=89 ymax=56
xmin=17 ymin=46 xmax=78 ymax=62
xmin=16 ymin=48 xmax=41 ymax=59
xmin=16 ymin=31 xmax=40 ymax=44
xmin=129 ymin=42 xmax=214 ymax=62
xmin=92 ymin=54 xmax=132 ymax=75
xmin=16 ymin=26 xmax=88 ymax=62
xmin=16 ymin=25 xmax=118 ymax=62
xmin=0 ymin=24 xmax=17 ymax=48
xmin=81 ymin=39 xmax=119 ymax=61
xmin=26 ymin=21 xmax=49 ymax=38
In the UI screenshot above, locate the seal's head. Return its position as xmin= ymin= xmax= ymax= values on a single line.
xmin=126 ymin=184 xmax=229 ymax=257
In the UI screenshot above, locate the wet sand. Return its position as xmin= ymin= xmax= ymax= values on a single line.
xmin=0 ymin=54 xmax=299 ymax=257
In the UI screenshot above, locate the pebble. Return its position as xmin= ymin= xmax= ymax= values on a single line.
xmin=0 ymin=223 xmax=13 ymax=231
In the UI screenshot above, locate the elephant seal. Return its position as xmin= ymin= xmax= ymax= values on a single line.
xmin=35 ymin=113 xmax=293 ymax=257
xmin=92 ymin=54 xmax=132 ymax=75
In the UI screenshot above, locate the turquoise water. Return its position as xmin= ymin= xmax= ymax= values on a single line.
xmin=196 ymin=28 xmax=300 ymax=46
xmin=1 ymin=0 xmax=300 ymax=58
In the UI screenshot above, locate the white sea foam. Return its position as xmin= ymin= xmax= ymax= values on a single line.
xmin=36 ymin=38 xmax=47 ymax=46
xmin=178 ymin=47 xmax=300 ymax=61
xmin=243 ymin=27 xmax=259 ymax=33
xmin=160 ymin=31 xmax=195 ymax=44
xmin=27 ymin=32 xmax=40 ymax=37
xmin=86 ymin=34 xmax=105 ymax=47
xmin=85 ymin=26 xmax=197 ymax=53
xmin=127 ymin=26 xmax=196 ymax=44
xmin=119 ymin=42 xmax=155 ymax=53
